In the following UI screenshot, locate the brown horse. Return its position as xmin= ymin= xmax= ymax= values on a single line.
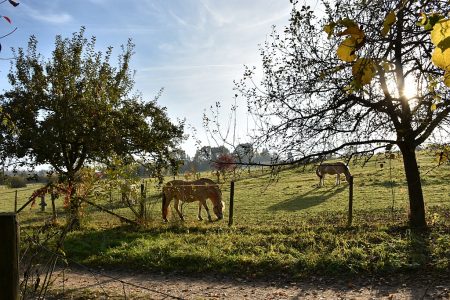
xmin=316 ymin=162 xmax=351 ymax=186
xmin=162 ymin=178 xmax=224 ymax=222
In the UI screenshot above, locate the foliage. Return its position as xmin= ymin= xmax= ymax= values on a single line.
xmin=233 ymin=143 xmax=254 ymax=163
xmin=7 ymin=175 xmax=26 ymax=188
xmin=1 ymin=28 xmax=183 ymax=228
xmin=235 ymin=0 xmax=450 ymax=228
xmin=212 ymin=153 xmax=236 ymax=171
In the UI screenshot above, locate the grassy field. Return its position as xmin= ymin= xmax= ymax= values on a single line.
xmin=6 ymin=151 xmax=450 ymax=278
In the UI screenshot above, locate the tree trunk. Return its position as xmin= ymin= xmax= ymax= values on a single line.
xmin=69 ymin=198 xmax=81 ymax=230
xmin=399 ymin=142 xmax=427 ymax=228
xmin=67 ymin=180 xmax=81 ymax=230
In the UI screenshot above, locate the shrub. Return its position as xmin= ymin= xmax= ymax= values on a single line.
xmin=8 ymin=176 xmax=27 ymax=188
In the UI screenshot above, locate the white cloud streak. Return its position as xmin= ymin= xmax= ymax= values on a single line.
xmin=22 ymin=3 xmax=73 ymax=25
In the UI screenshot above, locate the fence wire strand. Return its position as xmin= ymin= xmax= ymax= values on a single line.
xmin=19 ymin=223 xmax=185 ymax=300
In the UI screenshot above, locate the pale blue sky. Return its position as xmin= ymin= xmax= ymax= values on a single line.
xmin=0 ymin=0 xmax=316 ymax=156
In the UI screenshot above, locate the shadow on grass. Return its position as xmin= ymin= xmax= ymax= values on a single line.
xmin=369 ymin=180 xmax=400 ymax=188
xmin=62 ymin=225 xmax=300 ymax=277
xmin=406 ymin=229 xmax=431 ymax=270
xmin=268 ymin=185 xmax=347 ymax=212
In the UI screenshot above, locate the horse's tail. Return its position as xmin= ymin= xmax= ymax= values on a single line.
xmin=217 ymin=186 xmax=225 ymax=212
xmin=162 ymin=190 xmax=169 ymax=222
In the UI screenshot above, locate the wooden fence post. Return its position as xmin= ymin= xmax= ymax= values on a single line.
xmin=228 ymin=181 xmax=235 ymax=226
xmin=51 ymin=193 xmax=57 ymax=221
xmin=14 ymin=190 xmax=18 ymax=212
xmin=140 ymin=183 xmax=146 ymax=220
xmin=0 ymin=213 xmax=19 ymax=300
xmin=348 ymin=176 xmax=354 ymax=227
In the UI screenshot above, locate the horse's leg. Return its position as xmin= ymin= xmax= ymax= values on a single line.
xmin=336 ymin=174 xmax=340 ymax=185
xmin=181 ymin=201 xmax=186 ymax=215
xmin=162 ymin=192 xmax=170 ymax=222
xmin=174 ymin=199 xmax=184 ymax=221
xmin=197 ymin=202 xmax=203 ymax=221
xmin=201 ymin=200 xmax=212 ymax=221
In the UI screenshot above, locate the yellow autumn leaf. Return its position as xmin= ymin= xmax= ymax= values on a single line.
xmin=382 ymin=61 xmax=395 ymax=72
xmin=337 ymin=37 xmax=357 ymax=62
xmin=338 ymin=18 xmax=358 ymax=28
xmin=381 ymin=11 xmax=397 ymax=37
xmin=323 ymin=23 xmax=336 ymax=39
xmin=444 ymin=71 xmax=450 ymax=87
xmin=337 ymin=26 xmax=365 ymax=40
xmin=431 ymin=19 xmax=450 ymax=47
xmin=431 ymin=103 xmax=437 ymax=111
xmin=431 ymin=47 xmax=450 ymax=71
xmin=352 ymin=58 xmax=377 ymax=86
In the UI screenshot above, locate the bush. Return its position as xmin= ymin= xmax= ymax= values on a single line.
xmin=8 ymin=176 xmax=27 ymax=188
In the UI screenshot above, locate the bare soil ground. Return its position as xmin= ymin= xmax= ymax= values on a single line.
xmin=46 ymin=268 xmax=450 ymax=299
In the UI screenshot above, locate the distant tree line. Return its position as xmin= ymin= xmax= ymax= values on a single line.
xmin=172 ymin=144 xmax=276 ymax=174
xmin=0 ymin=170 xmax=58 ymax=188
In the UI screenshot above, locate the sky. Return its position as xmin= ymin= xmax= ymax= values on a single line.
xmin=0 ymin=0 xmax=305 ymax=157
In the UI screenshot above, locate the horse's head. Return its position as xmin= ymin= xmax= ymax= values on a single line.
xmin=213 ymin=200 xmax=225 ymax=220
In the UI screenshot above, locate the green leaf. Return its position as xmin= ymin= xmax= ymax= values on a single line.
xmin=418 ymin=13 xmax=444 ymax=31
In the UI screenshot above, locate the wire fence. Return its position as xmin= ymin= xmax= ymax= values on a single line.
xmin=19 ymin=219 xmax=185 ymax=299
xmin=14 ymin=193 xmax=189 ymax=299
xmin=0 ymin=181 xmax=187 ymax=299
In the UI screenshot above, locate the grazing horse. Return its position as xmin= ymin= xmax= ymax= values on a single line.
xmin=162 ymin=178 xmax=224 ymax=222
xmin=316 ymin=162 xmax=351 ymax=186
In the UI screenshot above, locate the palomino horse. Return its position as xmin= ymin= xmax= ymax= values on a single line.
xmin=316 ymin=162 xmax=351 ymax=186
xmin=162 ymin=178 xmax=224 ymax=222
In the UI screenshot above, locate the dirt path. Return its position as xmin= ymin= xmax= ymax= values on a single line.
xmin=45 ymin=268 xmax=450 ymax=299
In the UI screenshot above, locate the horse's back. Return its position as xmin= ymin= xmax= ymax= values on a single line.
xmin=194 ymin=178 xmax=217 ymax=186
xmin=317 ymin=162 xmax=348 ymax=175
xmin=163 ymin=178 xmax=220 ymax=202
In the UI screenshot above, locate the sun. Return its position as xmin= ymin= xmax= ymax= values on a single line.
xmin=402 ymin=76 xmax=418 ymax=100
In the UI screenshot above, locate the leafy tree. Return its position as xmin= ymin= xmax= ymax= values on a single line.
xmin=236 ymin=0 xmax=450 ymax=228
xmin=254 ymin=148 xmax=273 ymax=164
xmin=1 ymin=28 xmax=183 ymax=228
xmin=233 ymin=143 xmax=254 ymax=163
xmin=192 ymin=145 xmax=230 ymax=172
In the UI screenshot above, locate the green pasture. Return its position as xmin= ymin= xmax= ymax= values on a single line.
xmin=0 ymin=183 xmax=41 ymax=211
xmin=5 ymin=151 xmax=450 ymax=278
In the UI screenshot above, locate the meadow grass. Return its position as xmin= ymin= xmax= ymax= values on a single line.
xmin=6 ymin=151 xmax=450 ymax=278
